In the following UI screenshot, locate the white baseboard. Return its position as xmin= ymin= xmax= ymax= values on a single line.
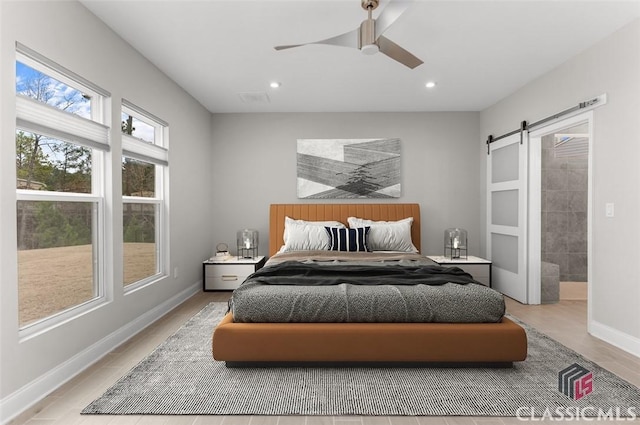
xmin=0 ymin=281 xmax=201 ymax=425
xmin=590 ymin=319 xmax=640 ymax=358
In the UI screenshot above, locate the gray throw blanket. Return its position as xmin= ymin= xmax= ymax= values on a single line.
xmin=231 ymin=261 xmax=505 ymax=323
xmin=244 ymin=261 xmax=482 ymax=287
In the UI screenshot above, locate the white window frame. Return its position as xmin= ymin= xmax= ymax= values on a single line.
xmin=121 ymin=100 xmax=169 ymax=291
xmin=15 ymin=46 xmax=111 ymax=338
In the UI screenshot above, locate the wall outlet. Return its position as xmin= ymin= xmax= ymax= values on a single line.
xmin=605 ymin=203 xmax=614 ymax=218
xmin=173 ymin=267 xmax=179 ymax=279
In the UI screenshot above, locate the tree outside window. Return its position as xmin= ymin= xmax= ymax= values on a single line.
xmin=121 ymin=102 xmax=167 ymax=288
xmin=15 ymin=57 xmax=106 ymax=329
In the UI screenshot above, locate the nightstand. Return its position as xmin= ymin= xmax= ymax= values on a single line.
xmin=426 ymin=255 xmax=492 ymax=287
xmin=202 ymin=256 xmax=266 ymax=291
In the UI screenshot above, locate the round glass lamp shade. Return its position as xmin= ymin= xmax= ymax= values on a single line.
xmin=237 ymin=229 xmax=259 ymax=258
xmin=444 ymin=228 xmax=468 ymax=259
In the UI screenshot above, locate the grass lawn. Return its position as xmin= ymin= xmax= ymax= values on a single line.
xmin=18 ymin=243 xmax=155 ymax=326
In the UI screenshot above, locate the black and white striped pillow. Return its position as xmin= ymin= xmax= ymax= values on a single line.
xmin=324 ymin=226 xmax=371 ymax=252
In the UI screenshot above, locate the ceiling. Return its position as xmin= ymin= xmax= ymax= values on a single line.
xmin=80 ymin=0 xmax=640 ymax=113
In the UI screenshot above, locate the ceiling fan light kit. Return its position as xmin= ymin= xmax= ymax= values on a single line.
xmin=361 ymin=44 xmax=380 ymax=55
xmin=274 ymin=0 xmax=423 ymax=69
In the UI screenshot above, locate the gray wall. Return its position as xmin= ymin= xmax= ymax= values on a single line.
xmin=0 ymin=0 xmax=213 ymax=410
xmin=480 ymin=20 xmax=640 ymax=349
xmin=210 ymin=112 xmax=481 ymax=257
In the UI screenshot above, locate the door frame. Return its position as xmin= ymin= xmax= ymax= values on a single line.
xmin=527 ymin=111 xmax=593 ymax=325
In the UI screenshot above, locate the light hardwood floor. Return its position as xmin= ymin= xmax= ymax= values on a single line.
xmin=10 ymin=292 xmax=640 ymax=425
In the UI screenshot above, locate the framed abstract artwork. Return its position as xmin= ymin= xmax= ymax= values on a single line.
xmin=297 ymin=138 xmax=401 ymax=199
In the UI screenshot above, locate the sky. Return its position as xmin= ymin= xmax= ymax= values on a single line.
xmin=16 ymin=61 xmax=156 ymax=146
xmin=16 ymin=60 xmax=91 ymax=119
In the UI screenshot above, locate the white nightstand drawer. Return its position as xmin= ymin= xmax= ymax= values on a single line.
xmin=205 ymin=275 xmax=246 ymax=290
xmin=425 ymin=255 xmax=492 ymax=287
xmin=202 ymin=256 xmax=265 ymax=291
xmin=205 ymin=264 xmax=257 ymax=279
xmin=204 ymin=264 xmax=254 ymax=290
xmin=458 ymin=264 xmax=490 ymax=280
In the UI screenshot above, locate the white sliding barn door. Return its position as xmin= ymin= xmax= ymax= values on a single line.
xmin=487 ymin=133 xmax=528 ymax=303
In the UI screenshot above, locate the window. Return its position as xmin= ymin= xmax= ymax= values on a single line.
xmin=121 ymin=101 xmax=168 ymax=288
xmin=15 ymin=44 xmax=110 ymax=331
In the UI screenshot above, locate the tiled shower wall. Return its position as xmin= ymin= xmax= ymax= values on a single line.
xmin=541 ymin=134 xmax=588 ymax=282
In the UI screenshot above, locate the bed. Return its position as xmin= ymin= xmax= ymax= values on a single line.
xmin=212 ymin=203 xmax=527 ymax=366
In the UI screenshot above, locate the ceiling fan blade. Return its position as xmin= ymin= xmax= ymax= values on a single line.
xmin=374 ymin=0 xmax=413 ymax=39
xmin=377 ymin=35 xmax=423 ymax=69
xmin=275 ymin=28 xmax=359 ymax=51
xmin=274 ymin=44 xmax=304 ymax=51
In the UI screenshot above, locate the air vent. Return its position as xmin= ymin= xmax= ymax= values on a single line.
xmin=554 ymin=134 xmax=588 ymax=158
xmin=238 ymin=91 xmax=270 ymax=104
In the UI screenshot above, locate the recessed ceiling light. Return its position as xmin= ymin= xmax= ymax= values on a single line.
xmin=425 ymin=81 xmax=437 ymax=89
xmin=270 ymin=81 xmax=281 ymax=89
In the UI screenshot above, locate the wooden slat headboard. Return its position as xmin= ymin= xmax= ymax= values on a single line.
xmin=269 ymin=203 xmax=421 ymax=256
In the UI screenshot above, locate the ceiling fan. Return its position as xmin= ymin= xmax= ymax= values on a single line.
xmin=274 ymin=0 xmax=423 ymax=69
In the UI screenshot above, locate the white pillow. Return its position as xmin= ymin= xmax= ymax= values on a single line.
xmin=280 ymin=217 xmax=346 ymax=252
xmin=347 ymin=216 xmax=418 ymax=253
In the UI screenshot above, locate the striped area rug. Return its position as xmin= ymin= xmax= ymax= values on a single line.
xmin=82 ymin=302 xmax=640 ymax=416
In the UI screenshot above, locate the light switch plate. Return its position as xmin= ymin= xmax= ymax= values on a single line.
xmin=605 ymin=203 xmax=614 ymax=217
